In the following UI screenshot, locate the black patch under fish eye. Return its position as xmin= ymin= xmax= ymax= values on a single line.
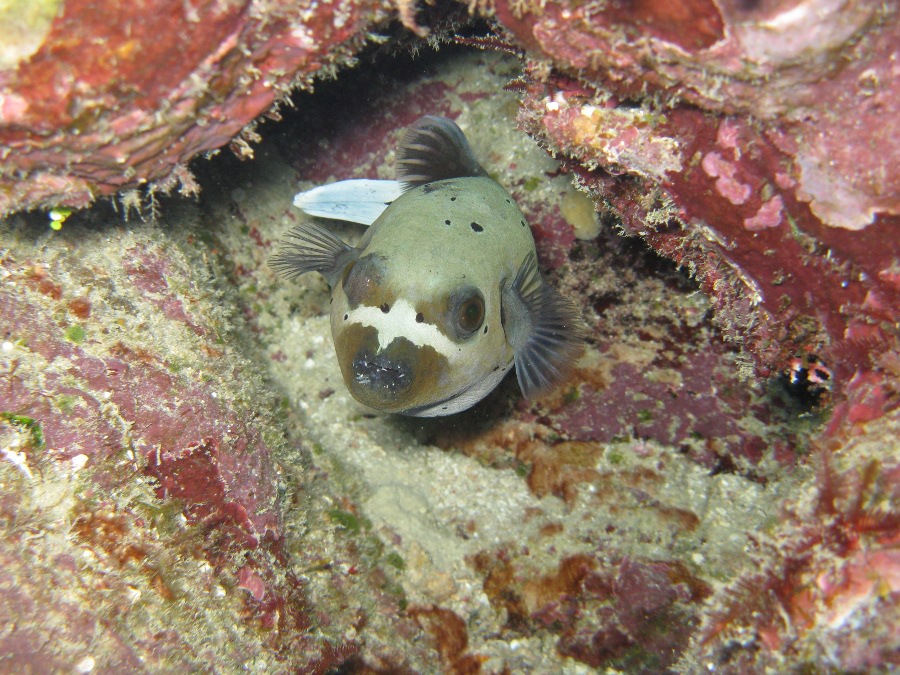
xmin=483 ymin=325 xmax=488 ymax=334
xmin=470 ymin=222 xmax=483 ymax=233
xmin=380 ymin=303 xmax=390 ymax=313
xmin=415 ymin=312 xmax=425 ymax=323
xmin=344 ymin=313 xmax=349 ymax=320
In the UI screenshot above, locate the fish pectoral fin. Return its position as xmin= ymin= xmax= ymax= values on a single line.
xmin=502 ymin=253 xmax=586 ymax=400
xmin=293 ymin=179 xmax=402 ymax=226
xmin=269 ymin=222 xmax=359 ymax=287
xmin=397 ymin=116 xmax=489 ymax=191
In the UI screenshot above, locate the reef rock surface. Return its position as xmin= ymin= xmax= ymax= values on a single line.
xmin=2 ymin=1 xmax=899 ymax=672
xmin=0 ymin=0 xmax=396 ymax=217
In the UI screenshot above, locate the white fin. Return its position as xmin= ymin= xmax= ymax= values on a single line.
xmin=293 ymin=179 xmax=402 ymax=225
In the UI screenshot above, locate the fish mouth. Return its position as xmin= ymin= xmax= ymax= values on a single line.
xmin=335 ymin=326 xmax=450 ymax=414
xmin=351 ymin=352 xmax=414 ymax=397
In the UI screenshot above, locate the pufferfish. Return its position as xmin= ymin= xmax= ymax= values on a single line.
xmin=271 ymin=116 xmax=585 ymax=416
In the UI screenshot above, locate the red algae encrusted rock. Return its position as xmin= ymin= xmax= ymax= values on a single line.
xmin=475 ymin=4 xmax=900 ymax=669
xmin=681 ymin=411 xmax=900 ymax=673
xmin=471 ymin=548 xmax=711 ymax=673
xmin=496 ymin=0 xmax=900 ymax=426
xmin=0 ymin=218 xmax=406 ymax=672
xmin=0 ymin=0 xmax=396 ymax=217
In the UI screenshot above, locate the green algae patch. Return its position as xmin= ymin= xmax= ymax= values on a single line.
xmin=64 ymin=324 xmax=85 ymax=344
xmin=637 ymin=409 xmax=654 ymax=423
xmin=328 ymin=508 xmax=367 ymax=534
xmin=55 ymin=393 xmax=78 ymax=413
xmin=0 ymin=412 xmax=45 ymax=449
xmin=384 ymin=551 xmax=405 ymax=570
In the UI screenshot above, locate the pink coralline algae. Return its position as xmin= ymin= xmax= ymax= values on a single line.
xmin=237 ymin=565 xmax=267 ymax=602
xmin=0 ymin=227 xmax=416 ymax=671
xmin=492 ymin=1 xmax=900 ymax=670
xmin=472 ymin=548 xmax=710 ymax=673
xmin=688 ymin=416 xmax=900 ymax=672
xmin=743 ymin=195 xmax=784 ymax=232
xmin=701 ymin=151 xmax=751 ymax=206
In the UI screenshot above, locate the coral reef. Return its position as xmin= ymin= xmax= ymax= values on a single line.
xmin=0 ymin=216 xmax=420 ymax=671
xmin=493 ymin=0 xmax=900 ymax=669
xmin=504 ymin=0 xmax=900 ymax=425
xmin=684 ymin=412 xmax=900 ymax=672
xmin=2 ymin=0 xmax=899 ymax=672
xmin=0 ymin=0 xmax=399 ymax=217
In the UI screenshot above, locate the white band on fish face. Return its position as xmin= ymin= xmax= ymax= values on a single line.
xmin=344 ymin=297 xmax=460 ymax=357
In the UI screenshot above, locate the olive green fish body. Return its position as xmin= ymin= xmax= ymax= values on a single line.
xmin=272 ymin=116 xmax=585 ymax=416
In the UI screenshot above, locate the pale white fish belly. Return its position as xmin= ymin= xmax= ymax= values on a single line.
xmin=346 ymin=298 xmax=459 ymax=356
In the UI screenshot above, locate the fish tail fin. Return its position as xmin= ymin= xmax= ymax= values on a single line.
xmin=293 ymin=179 xmax=401 ymax=226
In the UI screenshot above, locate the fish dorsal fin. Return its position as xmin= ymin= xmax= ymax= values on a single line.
xmin=502 ymin=254 xmax=586 ymax=400
xmin=269 ymin=222 xmax=359 ymax=287
xmin=396 ymin=116 xmax=489 ymax=191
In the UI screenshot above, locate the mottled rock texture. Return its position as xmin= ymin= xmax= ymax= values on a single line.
xmin=504 ymin=0 xmax=900 ymax=421
xmin=2 ymin=0 xmax=900 ymax=672
xmin=0 ymin=216 xmax=427 ymax=671
xmin=0 ymin=0 xmax=396 ymax=217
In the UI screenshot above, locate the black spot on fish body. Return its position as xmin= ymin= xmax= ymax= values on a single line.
xmin=380 ymin=303 xmax=390 ymax=313
xmin=445 ymin=219 xmax=451 ymax=225
xmin=450 ymin=197 xmax=457 ymax=201
xmin=415 ymin=313 xmax=425 ymax=323
xmin=470 ymin=222 xmax=483 ymax=232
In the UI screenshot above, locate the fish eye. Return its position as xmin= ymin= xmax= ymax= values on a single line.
xmin=457 ymin=295 xmax=485 ymax=334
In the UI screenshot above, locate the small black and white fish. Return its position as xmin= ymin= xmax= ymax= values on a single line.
xmin=271 ymin=116 xmax=585 ymax=416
